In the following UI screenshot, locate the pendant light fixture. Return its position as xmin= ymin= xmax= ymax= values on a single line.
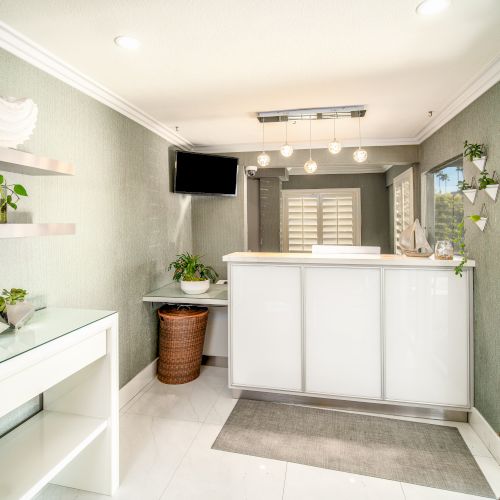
xmin=257 ymin=120 xmax=271 ymax=167
xmin=353 ymin=115 xmax=368 ymax=163
xmin=304 ymin=117 xmax=318 ymax=174
xmin=280 ymin=118 xmax=294 ymax=158
xmin=327 ymin=115 xmax=342 ymax=155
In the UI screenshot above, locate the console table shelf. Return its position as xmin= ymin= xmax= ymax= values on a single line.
xmin=0 ymin=411 xmax=107 ymax=500
xmin=0 ymin=223 xmax=75 ymax=238
xmin=0 ymin=147 xmax=74 ymax=176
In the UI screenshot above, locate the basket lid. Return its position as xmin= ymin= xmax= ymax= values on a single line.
xmin=158 ymin=305 xmax=208 ymax=319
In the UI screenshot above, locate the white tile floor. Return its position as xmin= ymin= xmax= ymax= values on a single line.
xmin=36 ymin=366 xmax=500 ymax=500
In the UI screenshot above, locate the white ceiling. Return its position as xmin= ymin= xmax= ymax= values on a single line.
xmin=0 ymin=0 xmax=499 ymax=150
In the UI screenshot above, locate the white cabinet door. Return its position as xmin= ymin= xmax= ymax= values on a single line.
xmin=304 ymin=267 xmax=382 ymax=399
xmin=384 ymin=269 xmax=469 ymax=407
xmin=230 ymin=265 xmax=302 ymax=391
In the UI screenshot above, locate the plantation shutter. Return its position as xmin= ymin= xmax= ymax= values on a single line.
xmin=285 ymin=194 xmax=319 ymax=252
xmin=283 ymin=189 xmax=360 ymax=252
xmin=393 ymin=169 xmax=414 ymax=254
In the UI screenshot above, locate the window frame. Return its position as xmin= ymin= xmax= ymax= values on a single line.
xmin=393 ymin=168 xmax=414 ymax=254
xmin=281 ymin=188 xmax=361 ymax=252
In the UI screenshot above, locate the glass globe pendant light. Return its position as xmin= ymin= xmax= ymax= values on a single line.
xmin=353 ymin=115 xmax=368 ymax=163
xmin=257 ymin=120 xmax=271 ymax=167
xmin=304 ymin=117 xmax=318 ymax=174
xmin=327 ymin=116 xmax=342 ymax=155
xmin=280 ymin=118 xmax=294 ymax=158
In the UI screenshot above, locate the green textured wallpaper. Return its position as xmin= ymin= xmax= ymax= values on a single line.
xmin=0 ymin=48 xmax=192 ymax=388
xmin=419 ymin=82 xmax=500 ymax=431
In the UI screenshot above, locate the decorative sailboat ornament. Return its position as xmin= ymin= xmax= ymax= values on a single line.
xmin=399 ymin=218 xmax=433 ymax=257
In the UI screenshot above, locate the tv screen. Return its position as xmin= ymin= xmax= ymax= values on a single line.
xmin=174 ymin=151 xmax=239 ymax=196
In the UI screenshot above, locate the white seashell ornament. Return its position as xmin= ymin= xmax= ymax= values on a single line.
xmin=0 ymin=96 xmax=38 ymax=148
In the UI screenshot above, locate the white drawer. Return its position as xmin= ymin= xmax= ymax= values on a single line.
xmin=0 ymin=331 xmax=106 ymax=418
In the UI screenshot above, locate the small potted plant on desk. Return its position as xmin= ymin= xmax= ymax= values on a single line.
xmin=0 ymin=288 xmax=35 ymax=330
xmin=168 ymin=252 xmax=218 ymax=295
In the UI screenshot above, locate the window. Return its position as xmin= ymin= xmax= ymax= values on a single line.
xmin=424 ymin=158 xmax=464 ymax=247
xmin=393 ymin=168 xmax=414 ymax=254
xmin=282 ymin=188 xmax=361 ymax=252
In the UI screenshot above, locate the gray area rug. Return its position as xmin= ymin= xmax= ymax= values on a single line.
xmin=212 ymin=399 xmax=495 ymax=498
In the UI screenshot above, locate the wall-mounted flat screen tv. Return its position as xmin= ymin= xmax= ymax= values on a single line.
xmin=174 ymin=151 xmax=239 ymax=196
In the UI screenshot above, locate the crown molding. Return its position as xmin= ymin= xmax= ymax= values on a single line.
xmin=0 ymin=21 xmax=192 ymax=150
xmin=415 ymin=56 xmax=500 ymax=144
xmin=192 ymin=137 xmax=419 ymax=154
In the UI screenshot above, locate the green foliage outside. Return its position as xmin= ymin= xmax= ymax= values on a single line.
xmin=434 ymin=192 xmax=464 ymax=243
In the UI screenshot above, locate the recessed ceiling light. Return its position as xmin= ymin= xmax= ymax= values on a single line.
xmin=114 ymin=36 xmax=141 ymax=50
xmin=416 ymin=0 xmax=451 ymax=16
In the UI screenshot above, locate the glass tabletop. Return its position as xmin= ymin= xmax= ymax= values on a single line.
xmin=0 ymin=307 xmax=115 ymax=364
xmin=144 ymin=282 xmax=228 ymax=302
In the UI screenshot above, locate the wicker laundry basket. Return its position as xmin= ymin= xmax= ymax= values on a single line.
xmin=157 ymin=305 xmax=209 ymax=384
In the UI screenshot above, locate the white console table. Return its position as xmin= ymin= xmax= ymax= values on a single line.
xmin=224 ymin=252 xmax=475 ymax=419
xmin=0 ymin=308 xmax=119 ymax=499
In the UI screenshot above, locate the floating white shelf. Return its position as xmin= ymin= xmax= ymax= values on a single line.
xmin=0 ymin=223 xmax=75 ymax=238
xmin=0 ymin=147 xmax=74 ymax=176
xmin=0 ymin=410 xmax=107 ymax=500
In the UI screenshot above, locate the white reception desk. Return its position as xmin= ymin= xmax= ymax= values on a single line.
xmin=223 ymin=252 xmax=475 ymax=419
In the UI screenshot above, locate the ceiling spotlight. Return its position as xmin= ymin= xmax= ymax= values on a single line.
xmin=114 ymin=35 xmax=141 ymax=49
xmin=328 ymin=116 xmax=342 ymax=155
xmin=257 ymin=121 xmax=271 ymax=167
xmin=304 ymin=117 xmax=318 ymax=174
xmin=353 ymin=115 xmax=368 ymax=163
xmin=416 ymin=0 xmax=451 ymax=16
xmin=280 ymin=119 xmax=294 ymax=158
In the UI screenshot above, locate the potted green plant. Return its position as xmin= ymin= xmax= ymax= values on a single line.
xmin=0 ymin=288 xmax=34 ymax=329
xmin=0 ymin=175 xmax=28 ymax=224
xmin=477 ymin=170 xmax=499 ymax=201
xmin=458 ymin=177 xmax=478 ymax=203
xmin=168 ymin=252 xmax=218 ymax=295
xmin=463 ymin=141 xmax=487 ymax=171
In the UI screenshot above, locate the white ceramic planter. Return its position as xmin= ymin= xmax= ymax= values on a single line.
xmin=474 ymin=217 xmax=488 ymax=232
xmin=462 ymin=189 xmax=477 ymax=203
xmin=472 ymin=156 xmax=487 ymax=171
xmin=484 ymin=184 xmax=499 ymax=201
xmin=6 ymin=301 xmax=35 ymax=330
xmin=180 ymin=279 xmax=210 ymax=295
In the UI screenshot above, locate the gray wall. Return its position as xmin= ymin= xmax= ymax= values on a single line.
xmin=0 ymin=48 xmax=192 ymax=390
xmin=418 ymin=82 xmax=500 ymax=431
xmin=283 ymin=173 xmax=391 ymax=253
xmin=191 ymin=163 xmax=246 ymax=279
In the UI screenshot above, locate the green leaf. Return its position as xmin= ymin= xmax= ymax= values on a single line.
xmin=7 ymin=201 xmax=17 ymax=210
xmin=13 ymin=184 xmax=28 ymax=196
xmin=0 ymin=175 xmax=3 ymax=185
xmin=469 ymin=215 xmax=481 ymax=222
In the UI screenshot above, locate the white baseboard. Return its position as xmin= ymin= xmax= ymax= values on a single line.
xmin=119 ymin=358 xmax=158 ymax=409
xmin=470 ymin=407 xmax=500 ymax=465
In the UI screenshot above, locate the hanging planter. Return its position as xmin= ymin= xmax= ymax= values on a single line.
xmin=464 ymin=141 xmax=487 ymax=172
xmin=473 ymin=156 xmax=487 ymax=171
xmin=458 ymin=177 xmax=477 ymax=204
xmin=469 ymin=204 xmax=488 ymax=232
xmin=479 ymin=171 xmax=499 ymax=201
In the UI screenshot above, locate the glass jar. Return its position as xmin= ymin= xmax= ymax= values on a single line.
xmin=435 ymin=240 xmax=454 ymax=260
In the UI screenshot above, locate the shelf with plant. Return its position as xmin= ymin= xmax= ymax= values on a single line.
xmin=464 ymin=141 xmax=487 ymax=171
xmin=458 ymin=177 xmax=478 ymax=204
xmin=477 ymin=170 xmax=499 ymax=201
xmin=0 ymin=174 xmax=28 ymax=224
xmin=168 ymin=252 xmax=219 ymax=295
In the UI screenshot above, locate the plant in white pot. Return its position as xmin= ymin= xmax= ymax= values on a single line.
xmin=478 ymin=170 xmax=499 ymax=201
xmin=458 ymin=177 xmax=477 ymax=203
xmin=0 ymin=288 xmax=35 ymax=330
xmin=464 ymin=140 xmax=487 ymax=171
xmin=168 ymin=252 xmax=218 ymax=295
